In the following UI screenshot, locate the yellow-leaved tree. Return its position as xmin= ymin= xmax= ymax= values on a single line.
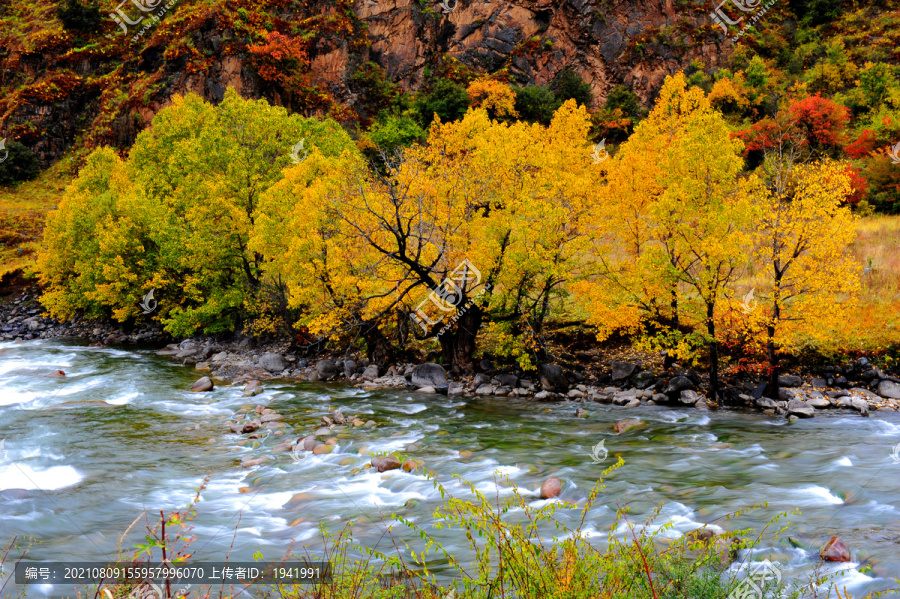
xmin=577 ymin=73 xmax=757 ymax=399
xmin=751 ymin=158 xmax=860 ymax=397
xmin=253 ymin=101 xmax=597 ymax=371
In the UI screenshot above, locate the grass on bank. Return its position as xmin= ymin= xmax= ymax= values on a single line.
xmin=3 ymin=463 xmax=882 ymax=599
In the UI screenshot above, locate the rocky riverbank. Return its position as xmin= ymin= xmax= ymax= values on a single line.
xmin=4 ymin=281 xmax=900 ymax=420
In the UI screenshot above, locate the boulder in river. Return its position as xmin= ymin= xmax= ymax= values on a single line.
xmin=259 ymin=352 xmax=286 ymax=372
xmin=332 ymin=409 xmax=345 ymax=424
xmin=312 ymin=444 xmax=334 ymax=455
xmin=540 ymin=477 xmax=562 ymax=499
xmin=300 ymin=436 xmax=317 ymax=451
xmin=190 ymin=376 xmax=214 ymax=392
xmin=787 ymin=399 xmax=815 ymax=418
xmin=679 ymin=390 xmax=701 ymax=405
xmin=411 ymin=363 xmax=448 ymax=389
xmin=820 ymin=536 xmax=851 ymax=562
xmin=371 ymin=456 xmax=401 ymax=472
xmin=48 ymin=370 xmax=65 ymax=377
xmin=614 ymin=418 xmax=643 ymax=434
xmin=665 ymin=376 xmax=695 ymax=395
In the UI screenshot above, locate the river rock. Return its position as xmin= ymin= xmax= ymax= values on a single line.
xmin=614 ymin=418 xmax=643 ymax=434
xmin=352 ymin=418 xmax=365 ymax=427
xmin=49 ymin=369 xmax=66 ymax=377
xmin=475 ymin=384 xmax=494 ymax=396
xmin=241 ymin=420 xmax=261 ymax=433
xmin=611 ymin=361 xmax=638 ymax=381
xmin=402 ymin=460 xmax=418 ymax=472
xmin=417 ymin=386 xmax=437 ymax=394
xmin=779 ymin=374 xmax=803 ymax=387
xmin=495 ymin=373 xmax=519 ymax=388
xmin=805 ymin=393 xmax=831 ymax=408
xmin=343 ymin=360 xmax=356 ymax=378
xmin=260 ymin=413 xmax=283 ymax=423
xmin=325 ymin=437 xmax=338 ymax=445
xmin=877 ymin=380 xmax=900 ymax=399
xmin=190 ymin=376 xmax=214 ymax=392
xmin=299 ymin=436 xmax=317 ymax=451
xmin=679 ymin=390 xmax=701 ymax=405
xmin=362 ymin=364 xmax=380 ymax=381
xmin=371 ymin=456 xmax=401 ymax=472
xmin=259 ymin=352 xmax=286 ymax=372
xmin=473 ymin=373 xmax=491 ymax=388
xmin=272 ymin=442 xmax=292 ymax=453
xmin=332 ymin=409 xmax=345 ymax=424
xmin=241 ymin=456 xmax=268 ymax=468
xmin=540 ymin=477 xmax=562 ymax=499
xmin=539 ymin=364 xmax=568 ymax=392
xmin=665 ymin=376 xmax=695 ymax=395
xmin=755 ymin=397 xmax=778 ymax=409
xmin=820 ymin=536 xmax=851 ymax=562
xmin=312 ymin=444 xmax=334 ymax=455
xmin=321 ymin=416 xmax=333 ymax=427
xmin=411 ymin=363 xmax=447 ymax=388
xmin=787 ymin=399 xmax=815 ymax=418
xmin=316 ymin=359 xmax=339 ymax=380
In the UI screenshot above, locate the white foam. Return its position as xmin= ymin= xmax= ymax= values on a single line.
xmin=791 ymin=485 xmax=844 ymax=505
xmin=386 ymin=403 xmax=428 ymax=414
xmin=107 ymin=391 xmax=140 ymax=406
xmin=834 ymin=456 xmax=853 ymax=467
xmin=0 ymin=464 xmax=83 ymax=491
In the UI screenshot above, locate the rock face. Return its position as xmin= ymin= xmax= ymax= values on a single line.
xmin=190 ymin=376 xmax=214 ymax=392
xmin=411 ymin=363 xmax=448 ymax=388
xmin=540 ymin=477 xmax=562 ymax=499
xmin=539 ymin=364 xmax=568 ymax=392
xmin=820 ymin=536 xmax=851 ymax=562
xmin=259 ymin=352 xmax=286 ymax=372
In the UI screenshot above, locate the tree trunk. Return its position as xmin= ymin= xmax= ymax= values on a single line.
xmin=439 ymin=304 xmax=483 ymax=374
xmin=707 ymin=301 xmax=719 ymax=402
xmin=766 ymin=298 xmax=782 ymax=399
xmin=664 ymin=285 xmax=679 ymax=369
xmin=362 ymin=320 xmax=394 ymax=367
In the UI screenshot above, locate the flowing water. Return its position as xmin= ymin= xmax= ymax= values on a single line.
xmin=2 ymin=340 xmax=900 ymax=597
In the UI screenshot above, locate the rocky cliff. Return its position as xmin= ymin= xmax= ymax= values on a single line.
xmin=0 ymin=0 xmax=729 ymax=166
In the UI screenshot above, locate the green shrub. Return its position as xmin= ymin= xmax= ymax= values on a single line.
xmin=414 ymin=78 xmax=470 ymax=127
xmin=0 ymin=140 xmax=41 ymax=186
xmin=57 ymin=0 xmax=103 ymax=32
xmin=513 ymin=85 xmax=558 ymax=125
xmin=552 ymin=68 xmax=593 ymax=107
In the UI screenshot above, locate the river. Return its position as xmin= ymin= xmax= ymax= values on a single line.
xmin=1 ymin=340 xmax=899 ymax=597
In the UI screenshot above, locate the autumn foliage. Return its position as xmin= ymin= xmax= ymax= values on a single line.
xmin=36 ymin=77 xmax=877 ymax=379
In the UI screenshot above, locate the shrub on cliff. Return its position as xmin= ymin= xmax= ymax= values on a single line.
xmin=0 ymin=140 xmax=41 ymax=186
xmin=414 ymin=78 xmax=470 ymax=127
